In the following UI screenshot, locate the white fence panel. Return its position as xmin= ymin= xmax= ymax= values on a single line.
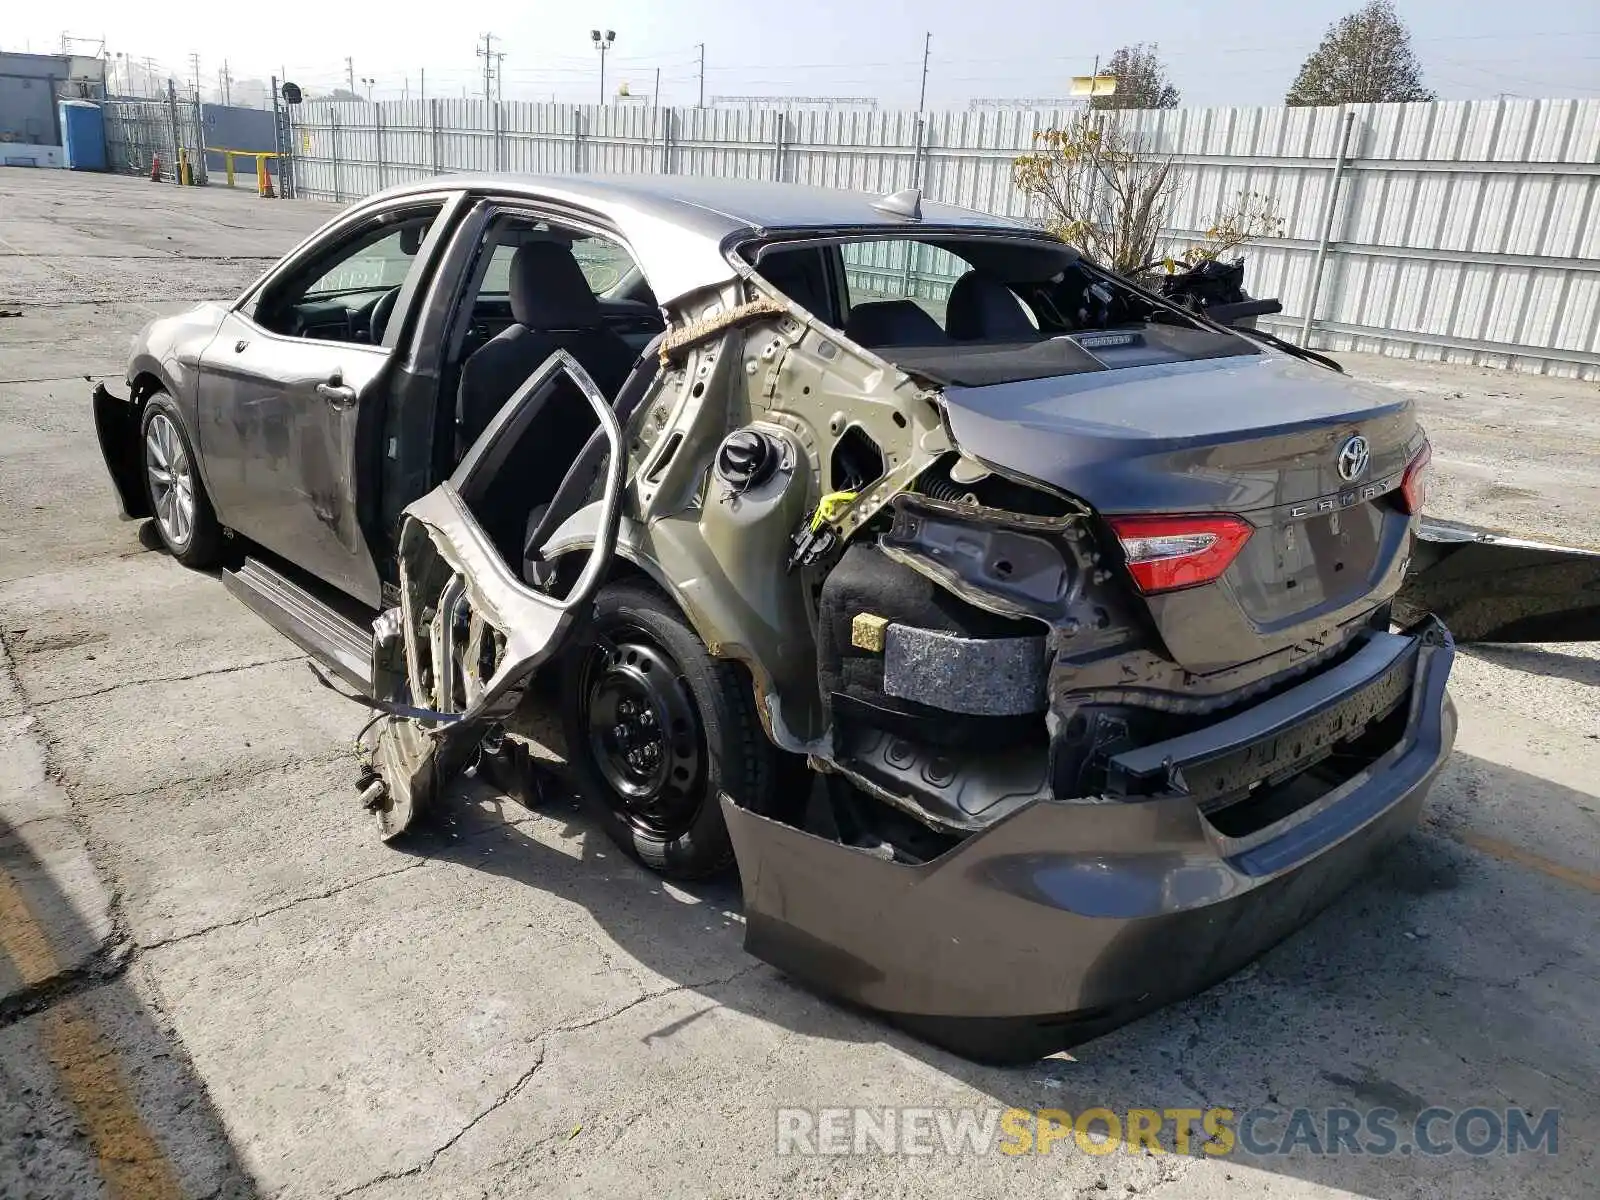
xmin=282 ymin=96 xmax=1600 ymax=379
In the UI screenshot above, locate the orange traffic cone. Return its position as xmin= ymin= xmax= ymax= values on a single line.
xmin=149 ymin=153 xmax=162 ymax=181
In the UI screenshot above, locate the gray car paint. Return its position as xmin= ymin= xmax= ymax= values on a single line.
xmin=198 ymin=316 xmax=390 ymax=603
xmin=724 ymin=618 xmax=1456 ymax=1063
xmin=938 ymin=353 xmax=1420 ymax=513
xmin=937 ymin=352 xmax=1428 ymax=671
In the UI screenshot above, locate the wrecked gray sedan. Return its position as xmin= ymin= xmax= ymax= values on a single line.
xmin=91 ymin=175 xmax=1600 ymax=1061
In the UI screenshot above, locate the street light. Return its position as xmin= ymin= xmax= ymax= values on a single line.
xmin=591 ymin=29 xmax=615 ymax=105
xmin=361 ymin=76 xmax=375 ymax=102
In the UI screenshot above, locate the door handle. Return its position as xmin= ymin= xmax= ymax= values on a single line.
xmin=316 ymin=371 xmax=357 ymax=408
xmin=234 ymin=339 xmax=249 ymax=353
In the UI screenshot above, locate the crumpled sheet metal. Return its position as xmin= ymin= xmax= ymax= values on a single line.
xmin=882 ymin=624 xmax=1049 ymax=716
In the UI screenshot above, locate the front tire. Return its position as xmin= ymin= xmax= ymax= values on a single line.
xmin=139 ymin=394 xmax=223 ymax=568
xmin=559 ymin=581 xmax=777 ymax=879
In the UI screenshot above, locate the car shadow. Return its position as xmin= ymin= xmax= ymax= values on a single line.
xmin=0 ymin=814 xmax=260 ymax=1199
xmin=391 ymin=747 xmax=1596 ymax=1193
xmin=1461 ymin=642 xmax=1600 ymax=688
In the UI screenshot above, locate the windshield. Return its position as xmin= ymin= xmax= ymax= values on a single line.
xmin=746 ymin=233 xmax=1256 ymax=387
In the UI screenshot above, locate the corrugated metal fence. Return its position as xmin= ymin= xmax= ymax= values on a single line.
xmin=283 ymin=97 xmax=1600 ymax=379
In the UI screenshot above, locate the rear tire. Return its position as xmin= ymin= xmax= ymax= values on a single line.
xmin=559 ymin=581 xmax=777 ymax=879
xmin=139 ymin=393 xmax=223 ymax=568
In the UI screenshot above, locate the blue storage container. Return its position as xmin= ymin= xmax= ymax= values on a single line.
xmin=59 ymin=100 xmax=107 ymax=171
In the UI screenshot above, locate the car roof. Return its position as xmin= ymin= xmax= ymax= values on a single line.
xmin=356 ymin=173 xmax=1042 ymax=302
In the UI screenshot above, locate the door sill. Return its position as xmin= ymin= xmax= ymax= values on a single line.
xmin=223 ymin=556 xmax=375 ymax=692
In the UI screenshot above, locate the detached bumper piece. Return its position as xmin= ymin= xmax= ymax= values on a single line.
xmin=91 ymin=382 xmax=150 ymax=520
xmin=1396 ymin=517 xmax=1600 ymax=642
xmin=723 ymin=617 xmax=1455 ymax=1063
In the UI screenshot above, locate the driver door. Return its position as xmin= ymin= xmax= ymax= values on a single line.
xmin=199 ymin=201 xmax=446 ymax=606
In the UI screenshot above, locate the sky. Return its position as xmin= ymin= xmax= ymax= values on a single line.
xmin=10 ymin=0 xmax=1600 ymax=109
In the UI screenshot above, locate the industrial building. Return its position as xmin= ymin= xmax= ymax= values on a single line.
xmin=0 ymin=50 xmax=105 ymax=166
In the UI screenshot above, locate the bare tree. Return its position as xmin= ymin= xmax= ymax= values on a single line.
xmin=1013 ymin=115 xmax=1285 ymax=276
xmin=1179 ymin=191 xmax=1286 ymax=264
xmin=1090 ymin=43 xmax=1180 ymax=110
xmin=1013 ymin=114 xmax=1181 ymax=275
xmin=1287 ymin=0 xmax=1436 ymax=105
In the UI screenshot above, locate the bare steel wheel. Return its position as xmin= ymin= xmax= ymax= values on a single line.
xmin=583 ymin=635 xmax=707 ymax=841
xmin=559 ymin=581 xmax=780 ymax=879
xmin=139 ymin=393 xmax=223 ymax=567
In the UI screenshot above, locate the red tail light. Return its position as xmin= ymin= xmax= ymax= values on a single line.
xmin=1108 ymin=515 xmax=1254 ymax=594
xmin=1399 ymin=440 xmax=1432 ymax=515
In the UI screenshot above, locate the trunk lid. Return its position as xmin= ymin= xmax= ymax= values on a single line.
xmin=939 ymin=353 xmax=1424 ymax=673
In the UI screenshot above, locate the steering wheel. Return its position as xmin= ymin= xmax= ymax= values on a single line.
xmin=368 ymin=286 xmax=403 ymax=344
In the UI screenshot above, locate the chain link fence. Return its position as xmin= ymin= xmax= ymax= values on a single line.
xmin=103 ymin=90 xmax=207 ymax=183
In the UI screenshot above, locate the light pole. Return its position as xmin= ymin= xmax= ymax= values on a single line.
xmin=361 ymin=76 xmax=375 ymax=102
xmin=591 ymin=29 xmax=615 ymax=105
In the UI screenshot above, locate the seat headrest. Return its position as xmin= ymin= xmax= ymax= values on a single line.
xmin=843 ymin=299 xmax=946 ymax=348
xmin=509 ymin=241 xmax=604 ymax=330
xmin=757 ymin=252 xmax=825 ymax=316
xmin=945 ymin=271 xmax=1038 ymax=341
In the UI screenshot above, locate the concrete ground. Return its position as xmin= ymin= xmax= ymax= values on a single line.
xmin=0 ymin=168 xmax=1596 ymax=1200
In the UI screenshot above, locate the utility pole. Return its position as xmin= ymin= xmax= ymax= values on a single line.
xmin=654 ymin=67 xmax=660 ymax=108
xmin=219 ymin=60 xmax=231 ymax=106
xmin=189 ymin=51 xmax=202 ymax=100
xmin=495 ymin=52 xmax=506 ymax=104
xmin=477 ymin=33 xmax=499 ymax=105
xmin=345 ymin=56 xmax=356 ymax=95
xmin=697 ymin=43 xmax=705 ymax=107
xmin=420 ymin=69 xmax=426 ymax=102
xmin=916 ymin=32 xmax=931 ymax=114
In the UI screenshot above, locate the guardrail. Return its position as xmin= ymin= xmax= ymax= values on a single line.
xmin=207 ymin=147 xmax=279 ymax=196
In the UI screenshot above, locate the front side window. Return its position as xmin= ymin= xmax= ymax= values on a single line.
xmin=302 ymin=229 xmax=420 ymax=296
xmin=254 ymin=205 xmax=442 ymax=342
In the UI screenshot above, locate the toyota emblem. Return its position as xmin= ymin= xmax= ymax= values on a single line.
xmin=1337 ymin=435 xmax=1370 ymax=482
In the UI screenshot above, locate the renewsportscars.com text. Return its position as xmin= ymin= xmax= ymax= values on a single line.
xmin=774 ymin=1105 xmax=1560 ymax=1158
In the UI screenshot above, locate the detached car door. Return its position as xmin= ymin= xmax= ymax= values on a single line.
xmin=198 ymin=196 xmax=455 ymax=606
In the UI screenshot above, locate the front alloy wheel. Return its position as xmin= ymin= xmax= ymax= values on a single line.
xmin=138 ymin=395 xmax=223 ymax=568
xmin=145 ymin=411 xmax=195 ymax=550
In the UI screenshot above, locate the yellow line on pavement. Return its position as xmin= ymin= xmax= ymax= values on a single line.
xmin=0 ymin=865 xmax=184 ymax=1199
xmin=0 ymin=862 xmax=60 ymax=985
xmin=1454 ymin=829 xmax=1600 ymax=894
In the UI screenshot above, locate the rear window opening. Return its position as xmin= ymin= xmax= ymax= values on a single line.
xmin=743 ymin=232 xmax=1256 ymax=387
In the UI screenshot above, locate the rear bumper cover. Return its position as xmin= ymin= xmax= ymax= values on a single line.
xmin=724 ymin=617 xmax=1456 ymax=1062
